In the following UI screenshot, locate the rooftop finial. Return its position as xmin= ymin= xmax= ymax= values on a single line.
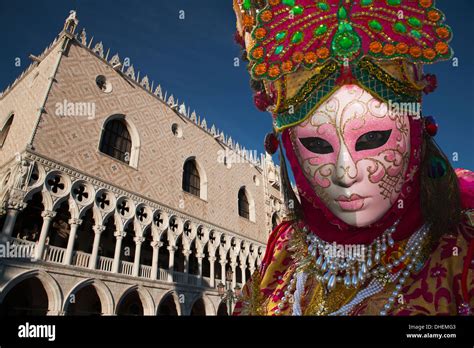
xmin=64 ymin=10 xmax=79 ymax=34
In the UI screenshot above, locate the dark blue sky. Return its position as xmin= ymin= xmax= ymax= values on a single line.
xmin=0 ymin=0 xmax=473 ymax=170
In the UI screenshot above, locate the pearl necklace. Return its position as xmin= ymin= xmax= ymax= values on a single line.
xmin=273 ymin=223 xmax=429 ymax=316
xmin=305 ymin=220 xmax=400 ymax=291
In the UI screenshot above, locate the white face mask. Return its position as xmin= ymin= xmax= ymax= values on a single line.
xmin=290 ymin=84 xmax=411 ymax=227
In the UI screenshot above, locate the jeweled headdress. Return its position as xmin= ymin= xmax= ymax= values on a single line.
xmin=234 ymin=0 xmax=452 ymax=131
xmin=234 ymin=0 xmax=460 ymax=241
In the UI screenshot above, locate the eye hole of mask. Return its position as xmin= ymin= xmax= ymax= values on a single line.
xmin=355 ymin=130 xmax=392 ymax=151
xmin=299 ymin=137 xmax=334 ymax=154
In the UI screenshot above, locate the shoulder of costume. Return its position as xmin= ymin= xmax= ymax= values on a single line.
xmin=455 ymin=168 xmax=474 ymax=228
xmin=260 ymin=219 xmax=296 ymax=275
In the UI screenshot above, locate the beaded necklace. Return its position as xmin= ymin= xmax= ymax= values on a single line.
xmin=274 ymin=222 xmax=430 ymax=316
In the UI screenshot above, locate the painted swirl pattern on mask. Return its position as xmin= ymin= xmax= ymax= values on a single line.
xmin=290 ymin=84 xmax=411 ymax=227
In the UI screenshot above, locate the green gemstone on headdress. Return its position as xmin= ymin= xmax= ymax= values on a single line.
xmin=243 ymin=0 xmax=251 ymax=10
xmin=338 ymin=6 xmax=348 ymax=19
xmin=407 ymin=17 xmax=422 ymax=28
xmin=331 ymin=23 xmax=362 ymax=62
xmin=369 ymin=20 xmax=382 ymax=32
xmin=410 ymin=29 xmax=422 ymax=39
xmin=317 ymin=2 xmax=330 ymax=11
xmin=291 ymin=6 xmax=304 ymax=15
xmin=338 ymin=21 xmax=353 ymax=32
xmin=361 ymin=0 xmax=373 ymax=6
xmin=387 ymin=0 xmax=401 ymax=5
xmin=275 ymin=45 xmax=284 ymax=55
xmin=393 ymin=22 xmax=407 ymax=33
xmin=291 ymin=31 xmax=303 ymax=44
xmin=276 ymin=31 xmax=287 ymax=41
xmin=314 ymin=24 xmax=328 ymax=37
xmin=283 ymin=0 xmax=295 ymax=6
xmin=339 ymin=36 xmax=353 ymax=49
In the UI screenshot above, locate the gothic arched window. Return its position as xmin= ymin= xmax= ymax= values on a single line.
xmin=238 ymin=187 xmax=250 ymax=220
xmin=182 ymin=160 xmax=200 ymax=197
xmin=99 ymin=118 xmax=132 ymax=164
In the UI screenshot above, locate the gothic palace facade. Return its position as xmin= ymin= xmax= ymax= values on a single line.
xmin=0 ymin=12 xmax=283 ymax=316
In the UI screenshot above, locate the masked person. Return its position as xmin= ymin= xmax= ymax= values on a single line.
xmin=232 ymin=0 xmax=474 ymax=316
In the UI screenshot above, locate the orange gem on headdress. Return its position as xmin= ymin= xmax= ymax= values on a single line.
xmin=252 ymin=47 xmax=264 ymax=60
xmin=316 ymin=47 xmax=330 ymax=59
xmin=427 ymin=10 xmax=441 ymax=22
xmin=419 ymin=0 xmax=433 ymax=8
xmin=435 ymin=42 xmax=449 ymax=55
xmin=243 ymin=14 xmax=255 ymax=29
xmin=369 ymin=41 xmax=383 ymax=54
xmin=409 ymin=46 xmax=422 ymax=58
xmin=260 ymin=10 xmax=273 ymax=23
xmin=396 ymin=42 xmax=409 ymax=54
xmin=268 ymin=65 xmax=281 ymax=78
xmin=268 ymin=0 xmax=280 ymax=5
xmin=423 ymin=48 xmax=436 ymax=60
xmin=282 ymin=60 xmax=293 ymax=72
xmin=383 ymin=44 xmax=396 ymax=56
xmin=255 ymin=27 xmax=267 ymax=40
xmin=292 ymin=51 xmax=304 ymax=63
xmin=255 ymin=63 xmax=268 ymax=76
xmin=436 ymin=27 xmax=450 ymax=39
xmin=304 ymin=52 xmax=317 ymax=64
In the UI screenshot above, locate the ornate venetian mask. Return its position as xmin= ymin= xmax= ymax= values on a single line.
xmin=289 ymin=84 xmax=411 ymax=227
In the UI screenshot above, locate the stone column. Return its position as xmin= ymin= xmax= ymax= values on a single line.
xmin=220 ymin=261 xmax=226 ymax=286
xmin=35 ymin=210 xmax=57 ymax=260
xmin=89 ymin=225 xmax=105 ymax=269
xmin=150 ymin=240 xmax=162 ymax=280
xmin=132 ymin=236 xmax=145 ymax=277
xmin=63 ymin=218 xmax=82 ymax=265
xmin=183 ymin=249 xmax=191 ymax=283
xmin=249 ymin=264 xmax=256 ymax=276
xmin=167 ymin=245 xmax=177 ymax=282
xmin=209 ymin=256 xmax=216 ymax=287
xmin=112 ymin=230 xmax=126 ymax=273
xmin=1 ymin=206 xmax=21 ymax=238
xmin=231 ymin=261 xmax=237 ymax=288
xmin=196 ymin=252 xmax=204 ymax=286
xmin=240 ymin=262 xmax=247 ymax=285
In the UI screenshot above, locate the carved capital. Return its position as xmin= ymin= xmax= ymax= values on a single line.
xmin=68 ymin=218 xmax=83 ymax=226
xmin=5 ymin=201 xmax=26 ymax=211
xmin=133 ymin=236 xmax=145 ymax=244
xmin=92 ymin=225 xmax=106 ymax=234
xmin=7 ymin=188 xmax=27 ymax=211
xmin=114 ymin=230 xmax=126 ymax=239
xmin=167 ymin=245 xmax=177 ymax=252
xmin=41 ymin=210 xmax=57 ymax=219
xmin=151 ymin=241 xmax=163 ymax=248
